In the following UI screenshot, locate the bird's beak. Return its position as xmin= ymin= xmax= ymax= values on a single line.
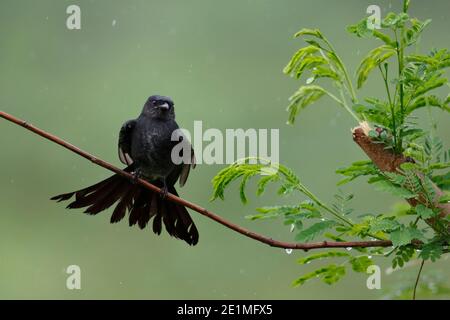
xmin=158 ymin=102 xmax=170 ymax=110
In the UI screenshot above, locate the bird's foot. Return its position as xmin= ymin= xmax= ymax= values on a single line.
xmin=132 ymin=169 xmax=142 ymax=184
xmin=160 ymin=180 xmax=168 ymax=199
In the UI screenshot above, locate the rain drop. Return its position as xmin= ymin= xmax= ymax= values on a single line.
xmin=285 ymin=248 xmax=293 ymax=255
xmin=368 ymin=255 xmax=372 ymax=259
xmin=306 ymin=77 xmax=315 ymax=84
xmin=346 ymin=247 xmax=352 ymax=251
xmin=290 ymin=224 xmax=295 ymax=232
xmin=112 ymin=19 xmax=117 ymax=27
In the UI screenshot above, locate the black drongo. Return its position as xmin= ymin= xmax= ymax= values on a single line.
xmin=51 ymin=95 xmax=199 ymax=245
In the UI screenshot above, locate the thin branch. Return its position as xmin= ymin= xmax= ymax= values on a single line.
xmin=412 ymin=259 xmax=425 ymax=300
xmin=1 ymin=110 xmax=393 ymax=250
xmin=352 ymin=124 xmax=450 ymax=218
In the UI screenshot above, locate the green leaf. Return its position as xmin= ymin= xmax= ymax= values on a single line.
xmin=321 ymin=265 xmax=346 ymax=285
xmin=347 ymin=18 xmax=372 ymax=38
xmin=372 ymin=30 xmax=396 ymax=46
xmin=407 ymin=95 xmax=450 ymax=114
xmin=392 ymin=245 xmax=415 ymax=269
xmin=433 ymin=172 xmax=450 ymax=191
xmin=369 ymin=217 xmax=401 ymax=233
xmin=356 ymin=45 xmax=396 ymax=88
xmin=405 ymin=18 xmax=431 ymax=46
xmin=295 ymin=220 xmax=337 ymax=242
xmin=211 ymin=163 xmax=263 ymax=200
xmin=239 ymin=174 xmax=251 ymax=204
xmin=292 ymin=264 xmax=346 ymax=287
xmin=255 ymin=205 xmax=300 ymax=214
xmin=415 ymin=204 xmax=436 ymax=219
xmin=297 ymin=252 xmax=350 ymax=265
xmin=294 ymin=28 xmax=323 ymax=39
xmin=283 ymin=45 xmax=320 ymax=75
xmin=384 ymin=172 xmax=407 ymax=185
xmin=349 ymin=256 xmax=373 ymax=273
xmin=371 ymin=179 xmax=417 ymax=198
xmin=381 ymin=12 xmax=409 ymax=28
xmin=336 ymin=160 xmax=377 ymax=185
xmin=439 ymin=193 xmax=450 ymax=203
xmin=311 ymin=66 xmax=341 ymax=81
xmin=256 ymin=174 xmax=279 ymax=196
xmin=287 ymin=85 xmax=326 ymax=124
xmin=390 ymin=226 xmax=425 ymax=247
xmin=413 ymin=77 xmax=447 ymax=99
xmin=419 ymin=242 xmax=443 ymax=262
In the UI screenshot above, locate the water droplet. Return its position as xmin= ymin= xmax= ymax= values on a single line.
xmin=306 ymin=77 xmax=315 ymax=84
xmin=290 ymin=224 xmax=295 ymax=232
xmin=321 ymin=218 xmax=325 ymax=221
xmin=346 ymin=247 xmax=352 ymax=251
xmin=285 ymin=248 xmax=293 ymax=255
xmin=368 ymin=255 xmax=372 ymax=259
xmin=112 ymin=20 xmax=117 ymax=26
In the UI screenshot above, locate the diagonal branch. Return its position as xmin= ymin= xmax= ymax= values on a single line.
xmin=352 ymin=122 xmax=450 ymax=219
xmin=1 ymin=110 xmax=393 ymax=250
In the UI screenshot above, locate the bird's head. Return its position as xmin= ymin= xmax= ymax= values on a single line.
xmin=142 ymin=95 xmax=175 ymax=120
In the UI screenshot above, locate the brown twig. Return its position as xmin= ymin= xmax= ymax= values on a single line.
xmin=1 ymin=111 xmax=393 ymax=250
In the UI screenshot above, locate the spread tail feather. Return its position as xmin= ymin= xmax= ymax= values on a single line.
xmin=51 ymin=168 xmax=199 ymax=246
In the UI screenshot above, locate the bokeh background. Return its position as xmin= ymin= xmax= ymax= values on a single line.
xmin=1 ymin=0 xmax=449 ymax=299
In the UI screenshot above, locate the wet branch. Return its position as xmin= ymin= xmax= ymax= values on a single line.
xmin=1 ymin=111 xmax=394 ymax=250
xmin=352 ymin=123 xmax=450 ymax=218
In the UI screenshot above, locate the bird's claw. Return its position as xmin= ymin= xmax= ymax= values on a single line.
xmin=132 ymin=169 xmax=142 ymax=184
xmin=160 ymin=185 xmax=168 ymax=199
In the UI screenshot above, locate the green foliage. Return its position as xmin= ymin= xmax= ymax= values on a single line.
xmin=336 ymin=160 xmax=377 ymax=185
xmin=419 ymin=242 xmax=443 ymax=262
xmin=415 ymin=204 xmax=437 ymax=219
xmin=212 ymin=0 xmax=449 ymax=291
xmin=297 ymin=252 xmax=350 ymax=265
xmin=293 ymin=264 xmax=346 ymax=286
xmin=371 ymin=179 xmax=417 ymax=199
xmin=390 ymin=225 xmax=425 ymax=247
xmin=332 ymin=190 xmax=354 ymax=216
xmin=287 ymin=85 xmax=326 ymax=124
xmin=349 ymin=256 xmax=373 ymax=273
xmin=356 ymin=45 xmax=396 ymax=88
xmin=368 ymin=216 xmax=401 ymax=233
xmin=295 ymin=220 xmax=337 ymax=242
xmin=392 ymin=245 xmax=415 ymax=268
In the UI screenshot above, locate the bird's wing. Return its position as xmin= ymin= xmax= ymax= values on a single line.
xmin=178 ymin=133 xmax=196 ymax=188
xmin=118 ymin=119 xmax=136 ymax=165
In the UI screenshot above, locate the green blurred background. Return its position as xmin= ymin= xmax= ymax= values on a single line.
xmin=1 ymin=0 xmax=449 ymax=299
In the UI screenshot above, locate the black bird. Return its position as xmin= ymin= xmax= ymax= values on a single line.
xmin=51 ymin=95 xmax=199 ymax=245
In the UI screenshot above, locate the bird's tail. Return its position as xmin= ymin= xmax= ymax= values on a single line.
xmin=50 ymin=166 xmax=199 ymax=246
